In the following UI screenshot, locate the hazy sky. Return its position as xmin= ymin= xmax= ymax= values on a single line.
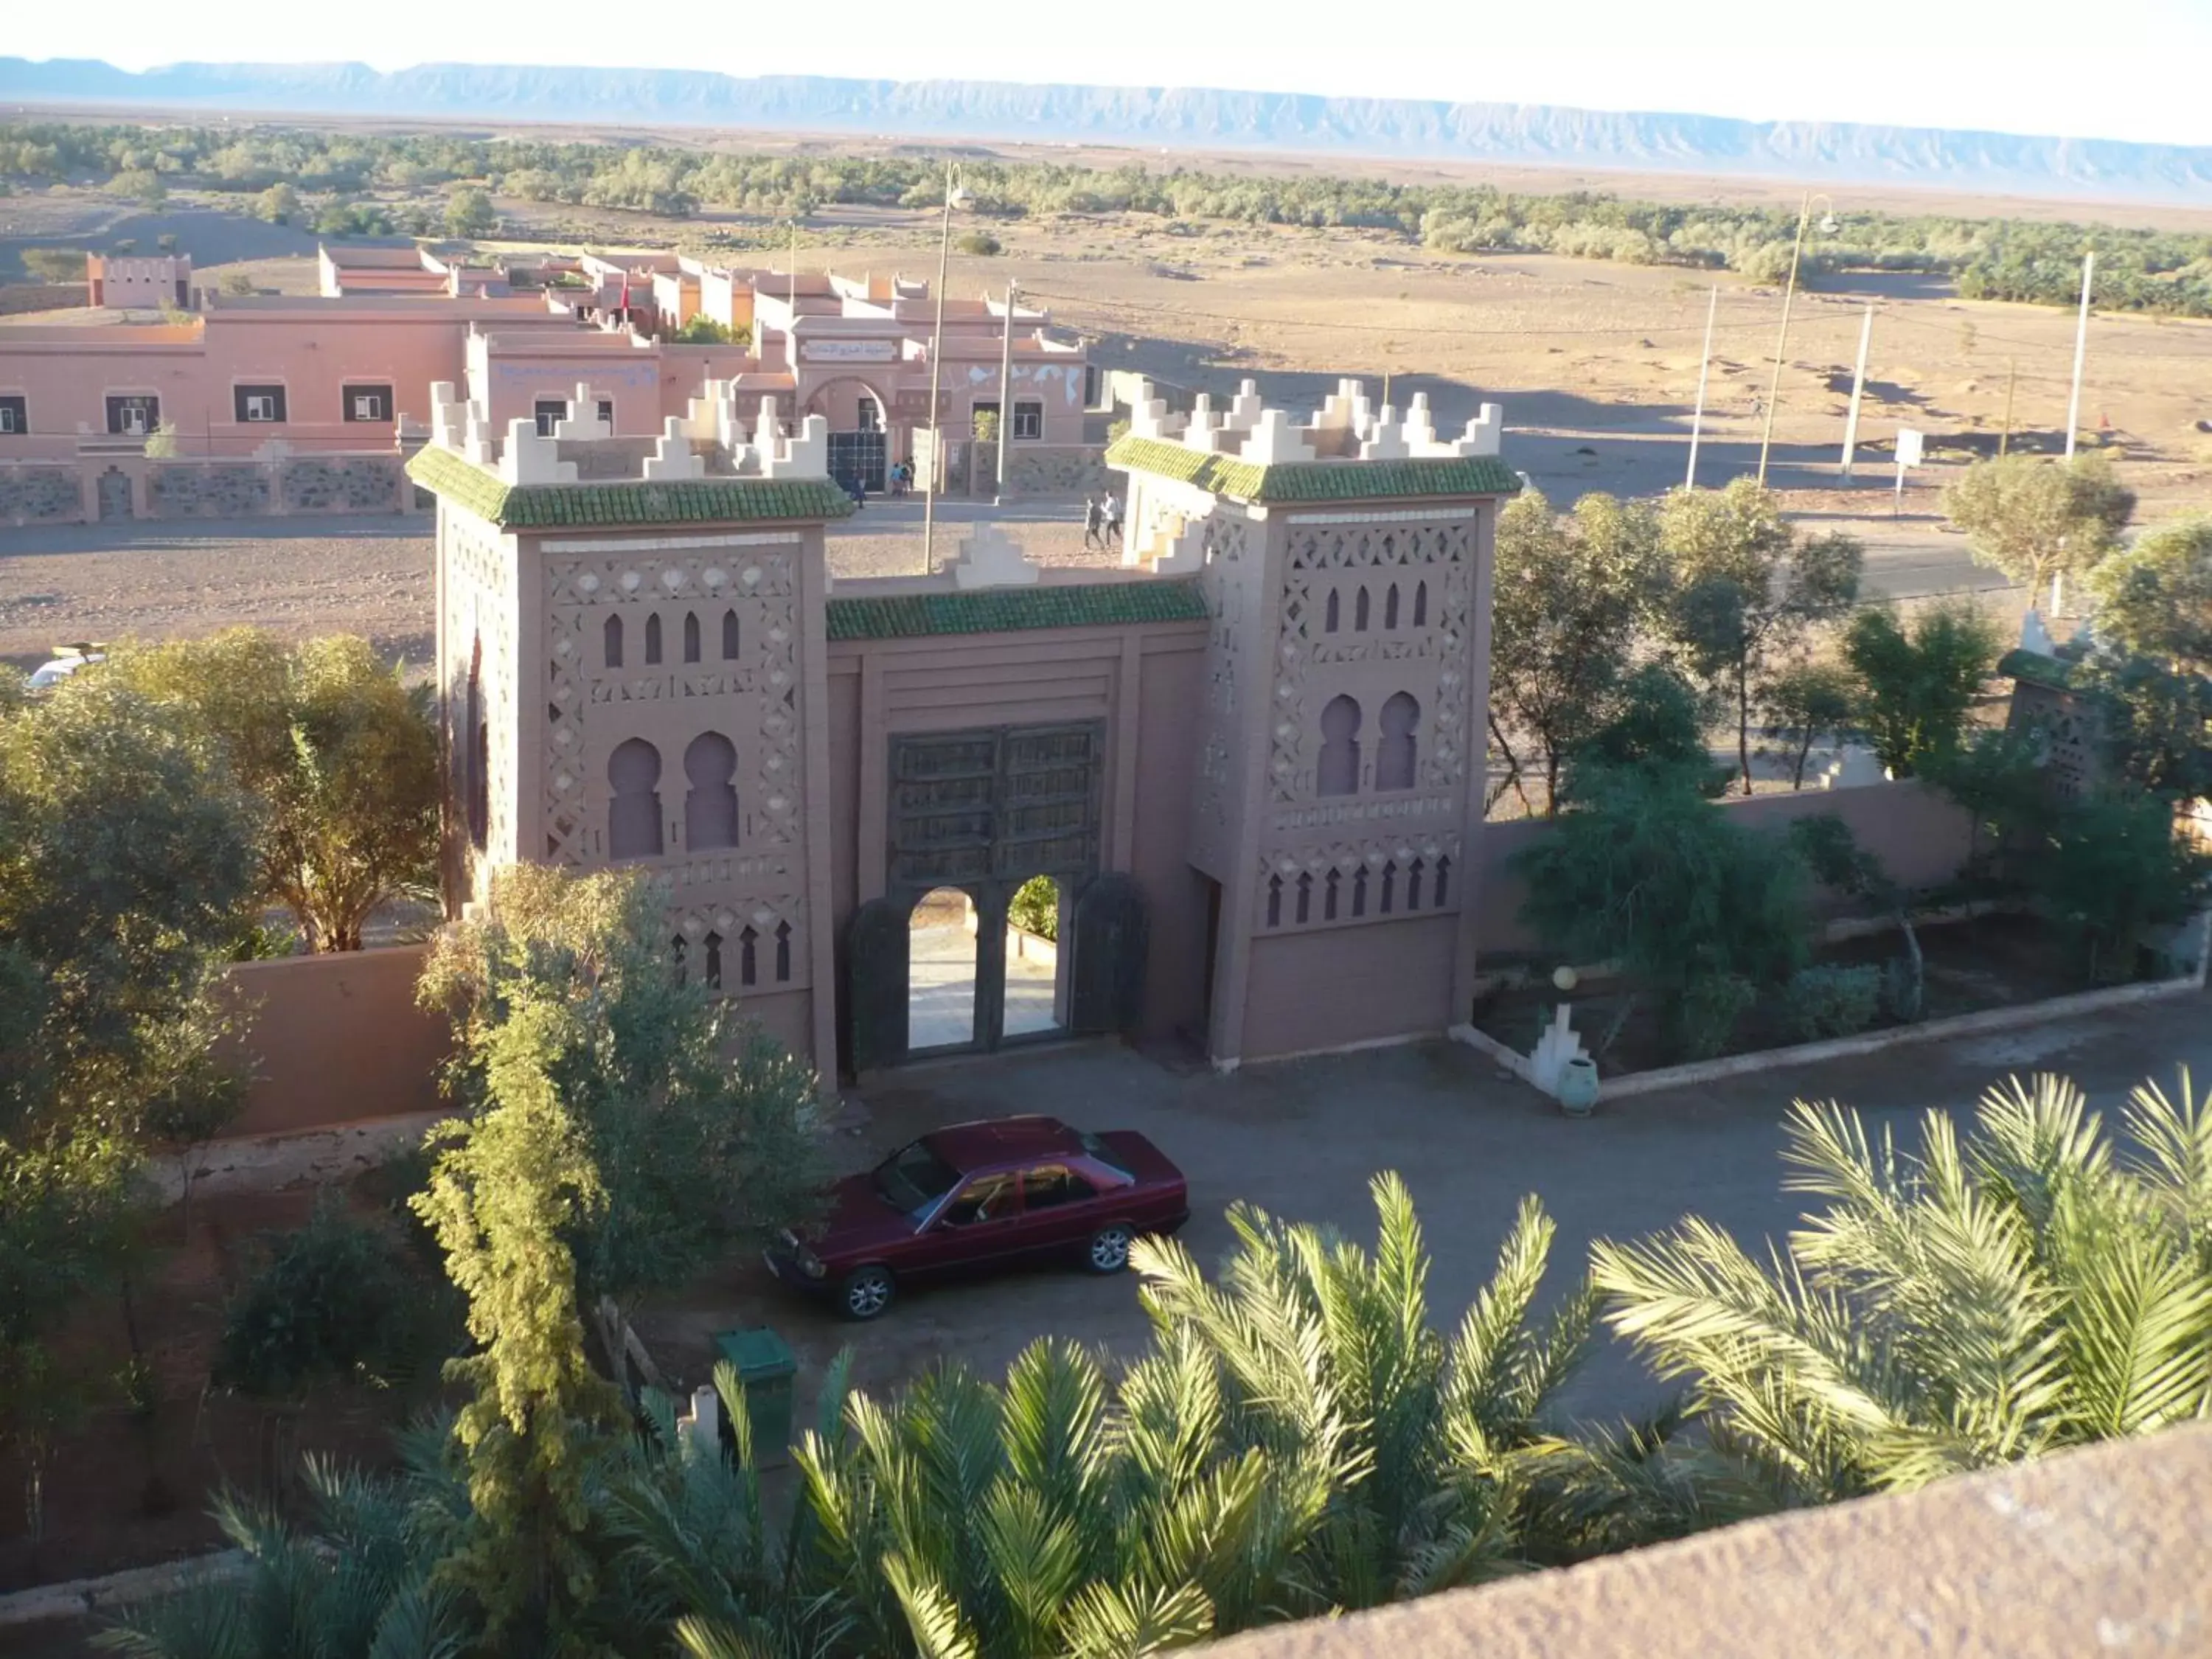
xmin=12 ymin=0 xmax=2208 ymax=148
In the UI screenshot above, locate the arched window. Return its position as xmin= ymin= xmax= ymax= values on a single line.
xmin=607 ymin=739 xmax=663 ymax=860
xmin=683 ymin=731 xmax=740 ymax=851
xmin=721 ymin=608 xmax=740 ymax=660
xmin=1318 ymin=695 xmax=1362 ymax=798
xmin=1380 ymin=861 xmax=1397 ymax=914
xmin=1324 ymin=590 xmax=1340 ymax=634
xmin=1354 ymin=587 xmax=1371 ymax=632
xmin=603 ymin=613 xmax=624 ymax=668
xmin=1413 ymin=581 xmax=1429 ymax=627
xmin=739 ymin=925 xmax=759 ymax=987
xmin=1435 ymin=855 xmax=1451 ymax=908
xmin=671 ymin=935 xmax=688 ymax=986
xmin=1324 ymin=869 xmax=1340 ymax=922
xmin=683 ymin=611 xmax=701 ymax=664
xmin=1408 ymin=858 xmax=1425 ymax=910
xmin=1377 ymin=692 xmax=1419 ymax=791
xmin=1352 ymin=866 xmax=1369 ymax=917
xmin=644 ymin=613 xmax=664 ymax=665
xmin=1385 ymin=584 xmax=1400 ymax=630
xmin=1295 ymin=872 xmax=1312 ymax=924
xmin=775 ymin=921 xmax=792 ymax=981
xmin=1266 ymin=874 xmax=1283 ymax=928
xmin=704 ymin=931 xmax=723 ymax=990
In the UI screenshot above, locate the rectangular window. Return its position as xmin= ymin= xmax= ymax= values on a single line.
xmin=1012 ymin=400 xmax=1043 ymax=440
xmin=595 ymin=398 xmax=614 ymax=428
xmin=1082 ymin=364 xmax=1101 ymax=408
xmin=534 ymin=399 xmax=569 ymax=437
xmin=970 ymin=400 xmax=999 ymax=439
xmin=106 ymin=394 xmax=159 ymax=436
xmin=344 ymin=383 xmax=393 ymax=423
xmin=234 ymin=384 xmax=287 ymax=424
xmin=0 ymin=397 xmax=24 ymax=435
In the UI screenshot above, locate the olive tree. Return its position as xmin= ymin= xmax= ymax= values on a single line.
xmin=1489 ymin=490 xmax=1663 ymax=813
xmin=1660 ymin=479 xmax=1863 ymax=795
xmin=114 ymin=630 xmax=439 ymax=951
xmin=2087 ymin=513 xmax=2212 ymax=676
xmin=1842 ymin=600 xmax=2002 ymax=777
xmin=1941 ymin=452 xmax=2135 ymax=611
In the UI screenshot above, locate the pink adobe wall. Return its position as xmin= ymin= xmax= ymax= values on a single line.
xmin=1239 ymin=915 xmax=1460 ymax=1061
xmin=215 ymin=945 xmax=453 ymax=1136
xmin=1467 ymin=778 xmax=1978 ymax=962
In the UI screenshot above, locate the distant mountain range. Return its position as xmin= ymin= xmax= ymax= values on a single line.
xmin=5 ymin=58 xmax=2210 ymax=205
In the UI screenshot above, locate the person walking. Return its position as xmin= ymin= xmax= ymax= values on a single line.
xmin=1082 ymin=494 xmax=1105 ymax=551
xmin=1102 ymin=493 xmax=1123 ymax=549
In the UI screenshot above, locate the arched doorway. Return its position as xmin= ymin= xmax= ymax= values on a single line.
xmin=907 ymin=887 xmax=978 ymax=1051
xmin=805 ymin=377 xmax=889 ymax=494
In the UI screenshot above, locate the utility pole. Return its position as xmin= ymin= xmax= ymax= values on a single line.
xmin=1757 ymin=191 xmax=1835 ymax=487
xmin=2063 ymin=249 xmax=2095 ymax=460
xmin=1839 ymin=303 xmax=1874 ymax=481
xmin=993 ymin=276 xmax=1016 ymax=506
xmin=921 ymin=162 xmax=959 ymax=574
xmin=2000 ymin=360 xmax=2017 ymax=456
xmin=1686 ymin=285 xmax=1717 ymax=490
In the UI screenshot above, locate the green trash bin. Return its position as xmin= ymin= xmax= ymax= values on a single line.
xmin=714 ymin=1326 xmax=796 ymax=1468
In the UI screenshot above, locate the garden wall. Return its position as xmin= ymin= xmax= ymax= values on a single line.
xmin=0 ymin=451 xmax=417 ymax=526
xmin=216 ymin=945 xmax=451 ymax=1135
xmin=1470 ymin=779 xmax=1978 ymax=961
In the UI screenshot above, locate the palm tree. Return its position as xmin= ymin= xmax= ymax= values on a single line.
xmin=672 ymin=1175 xmax=1600 ymax=1659
xmin=1592 ymin=1071 xmax=2212 ymax=1503
xmin=98 ymin=1425 xmax=469 ymax=1659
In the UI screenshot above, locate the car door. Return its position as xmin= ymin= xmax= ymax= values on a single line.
xmin=923 ymin=1170 xmax=1025 ymax=1275
xmin=1012 ymin=1162 xmax=1105 ymax=1258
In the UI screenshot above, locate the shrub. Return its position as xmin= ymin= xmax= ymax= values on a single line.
xmin=2039 ymin=790 xmax=2212 ymax=981
xmin=213 ymin=1200 xmax=420 ymax=1396
xmin=1670 ymin=973 xmax=1757 ymax=1060
xmin=955 ymin=229 xmax=1001 ymax=257
xmin=1008 ymin=874 xmax=1059 ymax=941
xmin=1779 ymin=964 xmax=1882 ymax=1041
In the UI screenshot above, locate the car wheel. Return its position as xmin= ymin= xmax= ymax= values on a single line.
xmin=1085 ymin=1224 xmax=1135 ymax=1275
xmin=840 ymin=1265 xmax=896 ymax=1321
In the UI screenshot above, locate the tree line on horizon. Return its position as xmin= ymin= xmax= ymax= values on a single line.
xmin=2 ymin=119 xmax=2208 ymax=316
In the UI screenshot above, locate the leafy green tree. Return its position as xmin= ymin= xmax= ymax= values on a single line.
xmin=142 ymin=420 xmax=180 ymax=458
xmin=2075 ymin=653 xmax=2212 ymax=799
xmin=112 ymin=167 xmax=166 ymax=206
xmin=1568 ymin=661 xmax=1728 ymax=796
xmin=114 ymin=630 xmax=439 ymax=951
xmin=2088 ymin=515 xmax=2212 ymax=676
xmin=1842 ymin=601 xmax=2003 ymax=777
xmin=2037 ymin=789 xmax=2212 ymax=981
xmin=1514 ymin=760 xmax=1812 ymax=1057
xmin=1489 ymin=490 xmax=1663 ymax=813
xmin=670 ymin=313 xmax=748 ymax=347
xmin=1595 ymin=1072 xmax=2212 ymax=1502
xmin=1660 ymin=479 xmax=1863 ymax=795
xmin=254 ymin=181 xmax=299 ymax=225
xmin=19 ymin=248 xmax=86 ymax=284
xmin=1941 ymin=453 xmax=2135 ymax=609
xmin=413 ymin=995 xmax=627 ymax=1650
xmin=445 ymin=186 xmax=496 ymax=238
xmin=417 ymin=865 xmax=825 ymax=1388
xmin=1759 ymin=659 xmax=1859 ymax=789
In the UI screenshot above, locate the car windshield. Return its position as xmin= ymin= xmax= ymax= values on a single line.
xmin=1079 ymin=1130 xmax=1134 ymax=1182
xmin=873 ymin=1138 xmax=962 ymax=1219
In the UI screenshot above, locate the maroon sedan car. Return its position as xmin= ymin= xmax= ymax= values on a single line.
xmin=767 ymin=1115 xmax=1189 ymax=1320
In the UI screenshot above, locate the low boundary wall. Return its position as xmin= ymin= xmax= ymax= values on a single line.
xmin=1 ymin=450 xmax=422 ymax=526
xmin=216 ymin=945 xmax=451 ymax=1136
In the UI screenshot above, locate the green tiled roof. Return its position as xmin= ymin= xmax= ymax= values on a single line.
xmin=1999 ymin=647 xmax=2079 ymax=691
xmin=1105 ymin=434 xmax=1520 ymax=503
xmin=827 ymin=580 xmax=1208 ymax=640
xmin=406 ymin=445 xmax=856 ymax=527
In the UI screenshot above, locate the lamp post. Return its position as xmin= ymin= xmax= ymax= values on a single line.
xmin=921 ymin=162 xmax=966 ymax=574
xmin=1756 ymin=191 xmax=1839 ymax=487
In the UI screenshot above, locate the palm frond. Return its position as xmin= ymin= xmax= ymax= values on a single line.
xmin=881 ymin=1552 xmax=981 ymax=1659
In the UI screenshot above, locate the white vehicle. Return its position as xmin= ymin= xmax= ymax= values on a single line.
xmin=27 ymin=643 xmax=106 ymax=691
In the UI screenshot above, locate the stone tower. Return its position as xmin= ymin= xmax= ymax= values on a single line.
xmin=408 ymin=378 xmax=852 ymax=1068
xmin=1110 ymin=378 xmax=1516 ymax=1066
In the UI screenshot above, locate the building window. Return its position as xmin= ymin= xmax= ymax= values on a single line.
xmin=0 ymin=396 xmax=26 ymax=435
xmin=343 ymin=383 xmax=393 ymax=422
xmin=683 ymin=611 xmax=701 ymax=664
xmin=1354 ymin=586 xmax=1371 ymax=632
xmin=1082 ymin=364 xmax=1101 ymax=407
xmin=682 ymin=731 xmax=739 ymax=852
xmin=704 ymin=931 xmax=723 ymax=990
xmin=1266 ymin=874 xmax=1282 ymax=928
xmin=607 ymin=739 xmax=664 ymax=860
xmin=970 ymin=400 xmax=999 ymax=440
xmin=775 ymin=921 xmax=792 ymax=981
xmin=596 ymin=398 xmax=614 ymax=428
xmin=105 ymin=394 xmax=159 ymax=437
xmin=1385 ymin=584 xmax=1400 ymax=630
xmin=234 ymin=384 xmax=288 ymax=424
xmin=1413 ymin=581 xmax=1429 ymax=627
xmin=604 ymin=615 xmax=624 ymax=669
xmin=1377 ymin=692 xmax=1419 ymax=791
xmin=644 ymin=614 xmax=663 ymax=665
xmin=721 ymin=609 xmax=740 ymax=660
xmin=740 ymin=925 xmax=758 ymax=987
xmin=1295 ymin=872 xmax=1312 ymax=924
xmin=1011 ymin=400 xmax=1043 ymax=440
xmin=534 ymin=399 xmax=568 ymax=437
xmin=1324 ymin=591 xmax=1340 ymax=634
xmin=1318 ymin=695 xmax=1362 ymax=798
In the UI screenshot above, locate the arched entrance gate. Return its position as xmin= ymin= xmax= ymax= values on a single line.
xmin=845 ymin=721 xmax=1146 ymax=1070
xmin=804 ymin=377 xmax=889 ymax=494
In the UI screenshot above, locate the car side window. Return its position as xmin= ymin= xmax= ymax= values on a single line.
xmin=1022 ymin=1164 xmax=1097 ymax=1211
xmin=939 ymin=1172 xmax=1016 ymax=1227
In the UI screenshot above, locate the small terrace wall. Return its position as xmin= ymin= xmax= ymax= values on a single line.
xmin=216 ymin=946 xmax=451 ymax=1137
xmin=0 ymin=450 xmax=417 ymax=524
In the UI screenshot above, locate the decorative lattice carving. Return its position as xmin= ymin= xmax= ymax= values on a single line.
xmin=1192 ymin=515 xmax=1251 ymax=842
xmin=1255 ymin=832 xmax=1464 ymax=931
